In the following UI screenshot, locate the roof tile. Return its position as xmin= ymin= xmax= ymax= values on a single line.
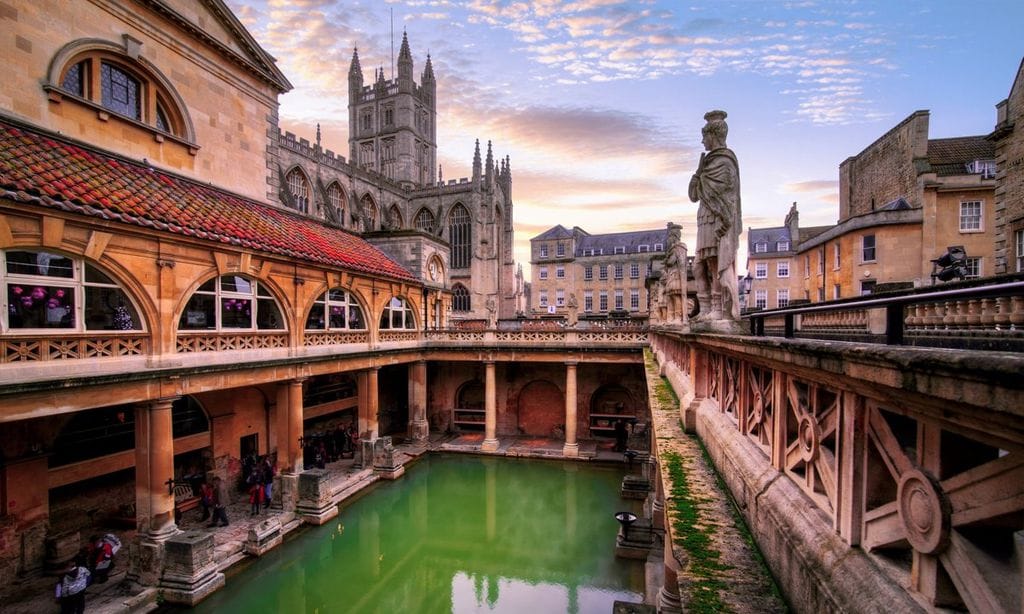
xmin=0 ymin=119 xmax=416 ymax=283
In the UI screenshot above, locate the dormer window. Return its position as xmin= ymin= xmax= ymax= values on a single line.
xmin=638 ymin=245 xmax=650 ymax=253
xmin=614 ymin=246 xmax=626 ymax=254
xmin=777 ymin=241 xmax=790 ymax=251
xmin=967 ymin=160 xmax=996 ymax=179
xmin=755 ymin=242 xmax=768 ymax=253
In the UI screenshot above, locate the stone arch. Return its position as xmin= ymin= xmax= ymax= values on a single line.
xmin=516 ymin=379 xmax=564 ymax=437
xmin=589 ymin=384 xmax=635 ymax=417
xmin=456 ymin=379 xmax=484 ymax=409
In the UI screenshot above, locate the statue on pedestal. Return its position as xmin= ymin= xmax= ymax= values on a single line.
xmin=662 ymin=223 xmax=688 ymax=326
xmin=688 ymin=110 xmax=743 ymax=330
xmin=566 ymin=293 xmax=579 ymax=327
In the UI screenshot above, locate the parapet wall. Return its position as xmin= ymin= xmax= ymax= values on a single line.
xmin=649 ymin=330 xmax=1024 ymax=613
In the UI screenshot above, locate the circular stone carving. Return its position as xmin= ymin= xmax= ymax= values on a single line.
xmin=797 ymin=416 xmax=818 ymax=463
xmin=897 ymin=469 xmax=950 ymax=555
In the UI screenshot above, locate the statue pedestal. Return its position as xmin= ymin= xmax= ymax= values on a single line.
xmin=296 ymin=469 xmax=338 ymax=525
xmin=159 ymin=531 xmax=224 ymax=606
xmin=690 ymin=318 xmax=746 ymax=335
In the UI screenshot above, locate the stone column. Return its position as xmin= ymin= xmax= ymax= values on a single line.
xmin=135 ymin=398 xmax=178 ymax=538
xmin=563 ymin=362 xmax=579 ymax=457
xmin=365 ymin=367 xmax=380 ymax=439
xmin=481 ymin=361 xmax=499 ymax=451
xmin=407 ymin=360 xmax=429 ymax=442
xmin=288 ymin=379 xmax=305 ymax=473
xmin=275 ymin=383 xmax=291 ymax=472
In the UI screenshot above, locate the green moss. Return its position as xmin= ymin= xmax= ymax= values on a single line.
xmin=662 ymin=450 xmax=734 ymax=614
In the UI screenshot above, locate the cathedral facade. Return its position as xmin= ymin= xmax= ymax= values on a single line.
xmin=271 ymin=33 xmax=518 ymax=322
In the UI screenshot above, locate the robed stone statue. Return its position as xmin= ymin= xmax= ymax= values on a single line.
xmin=688 ymin=110 xmax=743 ymax=330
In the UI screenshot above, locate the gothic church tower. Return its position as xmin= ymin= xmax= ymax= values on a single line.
xmin=348 ymin=33 xmax=436 ymax=190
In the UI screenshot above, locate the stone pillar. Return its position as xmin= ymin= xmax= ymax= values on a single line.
xmin=563 ymin=362 xmax=579 ymax=457
xmin=275 ymin=383 xmax=290 ymax=471
xmin=288 ymin=378 xmax=303 ymax=474
xmin=481 ymin=360 xmax=499 ymax=452
xmin=363 ymin=367 xmax=380 ymax=440
xmin=658 ymin=548 xmax=683 ymax=613
xmin=407 ymin=360 xmax=429 ymax=442
xmin=135 ymin=398 xmax=178 ymax=538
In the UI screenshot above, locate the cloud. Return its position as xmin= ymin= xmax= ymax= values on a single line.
xmin=782 ymin=180 xmax=838 ymax=193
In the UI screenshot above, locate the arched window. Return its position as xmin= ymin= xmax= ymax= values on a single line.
xmin=414 ymin=208 xmax=435 ymax=232
xmin=305 ymin=288 xmax=366 ymax=330
xmin=449 ymin=204 xmax=471 ymax=269
xmin=388 ymin=205 xmax=403 ymax=229
xmin=379 ymin=296 xmax=416 ymax=330
xmin=51 ymin=43 xmax=190 ymax=139
xmin=452 ymin=283 xmax=470 ymax=312
xmin=2 ymin=249 xmax=143 ymax=331
xmin=360 ymin=194 xmax=378 ymax=231
xmin=178 ymin=275 xmax=284 ymax=331
xmin=326 ymin=182 xmax=346 ymax=222
xmin=286 ymin=168 xmax=310 ymax=212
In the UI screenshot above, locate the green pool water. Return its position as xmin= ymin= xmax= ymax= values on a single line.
xmin=192 ymin=454 xmax=644 ymax=613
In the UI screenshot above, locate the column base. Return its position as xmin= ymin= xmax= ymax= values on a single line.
xmin=562 ymin=442 xmax=580 ymax=457
xmin=407 ymin=419 xmax=429 ymax=442
xmin=481 ymin=438 xmax=500 ymax=452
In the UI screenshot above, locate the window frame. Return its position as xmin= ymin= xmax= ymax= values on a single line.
xmin=963 ymin=257 xmax=981 ymax=279
xmin=178 ymin=274 xmax=284 ymax=332
xmin=49 ymin=44 xmax=194 ymax=146
xmin=754 ymin=289 xmax=767 ymax=309
xmin=379 ymin=296 xmax=417 ymax=330
xmin=959 ymin=200 xmax=983 ymax=233
xmin=2 ymin=249 xmax=145 ymax=333
xmin=451 ymin=284 xmax=471 ymax=312
xmin=598 ymin=291 xmax=608 ymax=312
xmin=449 ymin=204 xmax=472 ymax=269
xmin=777 ymin=260 xmax=790 ymax=278
xmin=777 ymin=289 xmax=790 ymax=308
xmin=1016 ymin=230 xmax=1024 ymax=273
xmin=538 ymin=267 xmax=548 ymax=280
xmin=304 ymin=288 xmax=367 ymax=331
xmin=754 ymin=262 xmax=768 ymax=279
xmin=862 ymin=235 xmax=876 ymax=263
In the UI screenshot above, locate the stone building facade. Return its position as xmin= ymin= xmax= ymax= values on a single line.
xmin=529 ymin=225 xmax=668 ymax=318
xmin=991 ymin=57 xmax=1024 ymax=274
xmin=0 ymin=2 xmax=645 ymax=600
xmin=795 ymin=110 xmax=996 ymax=301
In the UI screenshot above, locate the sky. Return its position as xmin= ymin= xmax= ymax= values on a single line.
xmin=226 ymin=0 xmax=1024 ymax=275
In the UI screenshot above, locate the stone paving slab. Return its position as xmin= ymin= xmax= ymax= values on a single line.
xmin=644 ymin=350 xmax=789 ymax=614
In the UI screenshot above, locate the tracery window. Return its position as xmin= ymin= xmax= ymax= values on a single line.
xmin=452 ymin=284 xmax=470 ymax=312
xmin=414 ymin=208 xmax=435 ymax=232
xmin=2 ymin=250 xmax=143 ymax=332
xmin=178 ymin=275 xmax=284 ymax=331
xmin=449 ymin=204 xmax=471 ymax=269
xmin=326 ymin=182 xmax=346 ymax=221
xmin=361 ymin=195 xmax=378 ymax=230
xmin=305 ymin=288 xmax=366 ymax=330
xmin=286 ymin=169 xmax=310 ymax=212
xmin=388 ymin=205 xmax=403 ymax=229
xmin=379 ymin=296 xmax=416 ymax=330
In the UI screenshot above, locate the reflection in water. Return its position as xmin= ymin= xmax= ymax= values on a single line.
xmin=192 ymin=455 xmax=643 ymax=613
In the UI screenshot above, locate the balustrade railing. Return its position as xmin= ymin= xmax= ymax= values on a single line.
xmin=747 ymin=276 xmax=1024 ymax=350
xmin=1 ymin=333 xmax=148 ymax=363
xmin=650 ymin=332 xmax=1024 ymax=612
xmin=176 ymin=332 xmax=288 ymax=353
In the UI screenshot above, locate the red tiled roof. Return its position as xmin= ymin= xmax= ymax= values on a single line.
xmin=0 ymin=119 xmax=417 ymax=283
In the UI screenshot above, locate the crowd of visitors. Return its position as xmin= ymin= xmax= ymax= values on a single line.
xmin=302 ymin=423 xmax=359 ymax=470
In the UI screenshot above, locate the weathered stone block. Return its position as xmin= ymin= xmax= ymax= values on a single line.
xmin=296 ymin=469 xmax=338 ymax=525
xmin=244 ymin=518 xmax=283 ymax=557
xmin=43 ymin=530 xmax=79 ymax=575
xmin=159 ymin=530 xmax=224 ymax=606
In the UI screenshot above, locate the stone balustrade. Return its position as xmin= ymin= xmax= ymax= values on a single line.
xmin=650 ymin=329 xmax=1024 ymax=613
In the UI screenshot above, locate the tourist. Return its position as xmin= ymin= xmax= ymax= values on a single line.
xmin=54 ymin=557 xmax=90 ymax=614
xmin=87 ymin=533 xmax=120 ymax=583
xmin=248 ymin=476 xmax=264 ymax=516
xmin=613 ymin=419 xmax=628 ymax=453
xmin=208 ymin=476 xmax=229 ymax=527
xmin=261 ymin=456 xmax=275 ymax=511
xmin=199 ymin=480 xmax=214 ymax=521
